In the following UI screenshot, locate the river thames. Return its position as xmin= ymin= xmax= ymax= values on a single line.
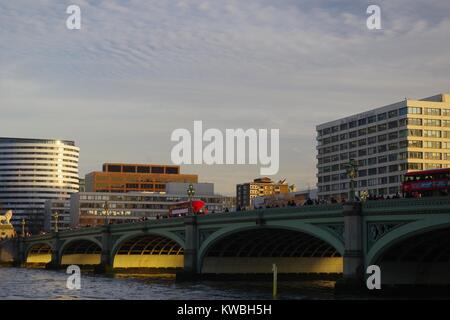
xmin=0 ymin=267 xmax=338 ymax=300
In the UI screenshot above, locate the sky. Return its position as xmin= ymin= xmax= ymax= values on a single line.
xmin=1 ymin=0 xmax=449 ymax=195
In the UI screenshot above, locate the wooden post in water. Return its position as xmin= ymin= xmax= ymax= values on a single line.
xmin=272 ymin=263 xmax=278 ymax=299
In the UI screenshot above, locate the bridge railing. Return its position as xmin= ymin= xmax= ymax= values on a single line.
xmin=362 ymin=196 xmax=450 ymax=214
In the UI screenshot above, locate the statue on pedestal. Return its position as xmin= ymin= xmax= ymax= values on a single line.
xmin=0 ymin=210 xmax=13 ymax=225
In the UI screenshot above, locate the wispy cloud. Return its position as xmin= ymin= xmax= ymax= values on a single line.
xmin=1 ymin=0 xmax=449 ymax=194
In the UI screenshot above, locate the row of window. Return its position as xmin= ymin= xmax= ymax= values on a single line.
xmin=318 ymin=107 xmax=450 ymax=137
xmin=319 ymin=176 xmax=401 ymax=192
xmin=319 ymin=186 xmax=400 ymax=197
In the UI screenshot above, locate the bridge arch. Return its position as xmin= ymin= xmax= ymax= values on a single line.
xmin=198 ymin=224 xmax=344 ymax=274
xmin=59 ymin=238 xmax=102 ymax=266
xmin=366 ymin=215 xmax=450 ymax=266
xmin=111 ymin=230 xmax=185 ymax=269
xmin=25 ymin=242 xmax=53 ymax=264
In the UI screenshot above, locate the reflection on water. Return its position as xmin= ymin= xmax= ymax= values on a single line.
xmin=0 ymin=267 xmax=338 ymax=300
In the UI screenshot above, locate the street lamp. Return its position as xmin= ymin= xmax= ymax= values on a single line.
xmin=187 ymin=184 xmax=195 ymax=215
xmin=345 ymin=158 xmax=358 ymax=202
xmin=103 ymin=201 xmax=110 ymax=226
xmin=53 ymin=212 xmax=59 ymax=233
xmin=21 ymin=218 xmax=26 ymax=238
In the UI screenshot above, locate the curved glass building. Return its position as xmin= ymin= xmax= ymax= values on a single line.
xmin=0 ymin=138 xmax=79 ymax=233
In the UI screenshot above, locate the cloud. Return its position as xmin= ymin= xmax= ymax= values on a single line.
xmin=0 ymin=0 xmax=449 ymax=194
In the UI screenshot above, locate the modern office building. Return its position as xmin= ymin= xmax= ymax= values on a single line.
xmin=316 ymin=93 xmax=450 ymax=201
xmin=70 ymin=186 xmax=225 ymax=227
xmin=85 ymin=163 xmax=198 ymax=193
xmin=0 ymin=137 xmax=79 ymax=233
xmin=236 ymin=177 xmax=289 ymax=210
xmin=44 ymin=199 xmax=71 ymax=232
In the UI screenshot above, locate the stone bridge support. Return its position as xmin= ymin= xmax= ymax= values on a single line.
xmin=94 ymin=226 xmax=113 ymax=274
xmin=336 ymin=201 xmax=365 ymax=291
xmin=45 ymin=234 xmax=62 ymax=270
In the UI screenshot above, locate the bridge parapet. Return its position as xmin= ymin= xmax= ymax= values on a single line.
xmin=362 ymin=196 xmax=450 ymax=214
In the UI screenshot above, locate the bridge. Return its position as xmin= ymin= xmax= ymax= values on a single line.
xmin=1 ymin=197 xmax=450 ymax=287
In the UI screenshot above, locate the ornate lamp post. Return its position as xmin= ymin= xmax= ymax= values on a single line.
xmin=103 ymin=200 xmax=110 ymax=226
xmin=53 ymin=212 xmax=59 ymax=233
xmin=21 ymin=218 xmax=26 ymax=238
xmin=345 ymin=158 xmax=358 ymax=202
xmin=187 ymin=184 xmax=195 ymax=215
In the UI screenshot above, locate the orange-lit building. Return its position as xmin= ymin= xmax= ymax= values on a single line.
xmin=85 ymin=163 xmax=198 ymax=193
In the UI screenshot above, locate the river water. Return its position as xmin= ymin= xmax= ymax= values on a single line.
xmin=0 ymin=267 xmax=337 ymax=300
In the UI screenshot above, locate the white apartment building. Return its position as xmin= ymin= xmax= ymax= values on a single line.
xmin=0 ymin=138 xmax=79 ymax=233
xmin=316 ymin=93 xmax=450 ymax=201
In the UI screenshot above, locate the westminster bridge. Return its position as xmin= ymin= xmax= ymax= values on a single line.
xmin=1 ymin=197 xmax=450 ymax=286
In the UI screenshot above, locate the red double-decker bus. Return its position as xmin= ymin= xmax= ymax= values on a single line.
xmin=402 ymin=168 xmax=450 ymax=197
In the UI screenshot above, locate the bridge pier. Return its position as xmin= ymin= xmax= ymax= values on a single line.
xmin=336 ymin=201 xmax=365 ymax=292
xmin=45 ymin=233 xmax=62 ymax=270
xmin=177 ymin=216 xmax=199 ymax=281
xmin=94 ymin=226 xmax=114 ymax=274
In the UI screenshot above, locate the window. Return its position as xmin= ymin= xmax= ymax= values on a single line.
xmin=368 ymin=178 xmax=377 ymax=186
xmin=423 ymin=130 xmax=441 ymax=138
xmin=358 ymin=149 xmax=367 ymax=157
xmin=151 ymin=166 xmax=164 ymax=173
xmin=388 ymin=142 xmax=398 ymax=151
xmin=388 ymin=121 xmax=398 ymax=129
xmin=368 ymin=115 xmax=377 ymax=123
xmin=340 ymin=153 xmax=349 ymax=160
xmin=408 ymin=140 xmax=422 ymax=148
xmin=349 ymin=141 xmax=357 ymax=149
xmin=408 ymin=152 xmax=423 ymax=159
xmin=359 ymin=180 xmax=367 ymax=187
xmin=443 ymin=142 xmax=450 ymax=149
xmin=407 ymin=118 xmax=422 ymax=126
xmin=424 ymin=152 xmax=441 ymax=160
xmin=424 ymin=119 xmax=441 ymax=126
xmin=358 ymin=118 xmax=367 ymax=126
xmin=331 ymin=135 xmax=339 ymax=143
xmin=367 ymin=147 xmax=377 ymax=155
xmin=442 ymin=120 xmax=450 ymax=127
xmin=399 ymin=107 xmax=407 ymax=116
xmin=378 ymin=166 xmax=387 ymax=174
xmin=368 ymin=157 xmax=377 ymax=166
xmin=388 ymin=110 xmax=398 ymax=118
xmin=378 ymin=155 xmax=388 ymax=163
xmin=137 ymin=166 xmax=150 ymax=173
xmin=332 ymin=126 xmax=339 ymax=133
xmin=442 ymin=109 xmax=450 ymax=116
xmin=377 ymin=113 xmax=387 ymax=121
xmin=340 ymin=123 xmax=348 ymax=130
xmin=378 ymin=134 xmax=387 ymax=142
xmin=377 ymin=124 xmax=387 ymax=131
xmin=349 ymin=131 xmax=357 ymax=138
xmin=378 ymin=177 xmax=388 ymax=185
xmin=368 ymin=136 xmax=377 ymax=145
xmin=389 ymin=176 xmax=399 ymax=183
xmin=123 ymin=165 xmax=136 ymax=173
xmin=408 ymin=107 xmax=422 ymax=114
xmin=340 ymin=143 xmax=348 ymax=151
xmin=378 ymin=145 xmax=387 ymax=153
xmin=340 ymin=133 xmax=348 ymax=140
xmin=358 ymin=169 xmax=367 ymax=177
xmin=368 ymin=168 xmax=377 ymax=175
xmin=107 ymin=165 xmax=121 ymax=172
xmin=358 ymin=128 xmax=367 ymax=136
xmin=424 ymin=141 xmax=441 ymax=149
xmin=389 ymin=165 xmax=398 ymax=173
xmin=349 ymin=120 xmax=357 ymax=128
xmin=399 ymin=140 xmax=408 ymax=148
xmin=349 ymin=151 xmax=357 ymax=158
xmin=408 ymin=163 xmax=423 ymax=170
xmin=425 ymin=163 xmax=442 ymax=169
xmin=358 ymin=139 xmax=367 ymax=146
xmin=388 ymin=153 xmax=398 ymax=162
xmin=368 ymin=126 xmax=377 ymax=134
xmin=408 ymin=129 xmax=422 ymax=137
xmin=443 ymin=153 xmax=450 ymax=160
xmin=388 ymin=132 xmax=398 ymax=140
xmin=424 ymin=108 xmax=440 ymax=116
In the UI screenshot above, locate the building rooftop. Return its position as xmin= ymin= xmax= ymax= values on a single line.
xmin=0 ymin=137 xmax=76 ymax=146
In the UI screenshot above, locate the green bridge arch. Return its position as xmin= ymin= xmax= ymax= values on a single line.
xmin=197 ymin=222 xmax=345 ymax=272
xmin=366 ymin=214 xmax=450 ymax=266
